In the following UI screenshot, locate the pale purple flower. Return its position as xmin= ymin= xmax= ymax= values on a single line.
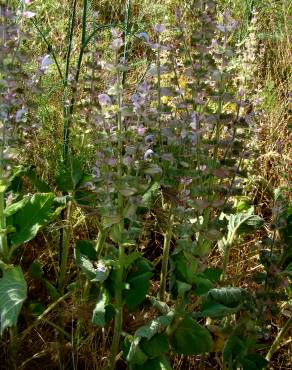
xmin=40 ymin=54 xmax=53 ymax=70
xmin=84 ymin=182 xmax=96 ymax=191
xmin=123 ymin=156 xmax=132 ymax=166
xmin=138 ymin=32 xmax=150 ymax=43
xmin=137 ymin=126 xmax=146 ymax=135
xmin=181 ymin=128 xmax=187 ymax=139
xmin=138 ymin=81 xmax=150 ymax=95
xmin=98 ymin=94 xmax=112 ymax=107
xmin=107 ymin=157 xmax=117 ymax=167
xmin=153 ymin=24 xmax=166 ymax=33
xmin=92 ymin=166 xmax=100 ymax=178
xmin=111 ymin=28 xmax=123 ymax=38
xmin=144 ymin=149 xmax=154 ymax=160
xmin=145 ymin=134 xmax=154 ymax=144
xmin=22 ymin=11 xmax=36 ymax=18
xmin=110 ymin=38 xmax=124 ymax=50
xmin=190 ymin=112 xmax=199 ymax=130
xmin=15 ymin=108 xmax=27 ymax=122
xmin=131 ymin=93 xmax=144 ymax=110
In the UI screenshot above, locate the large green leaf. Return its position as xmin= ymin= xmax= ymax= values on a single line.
xmin=92 ymin=288 xmax=108 ymax=327
xmin=170 ymin=251 xmax=198 ymax=285
xmin=135 ymin=314 xmax=174 ymax=340
xmin=219 ymin=208 xmax=264 ymax=253
xmin=7 ymin=193 xmax=60 ymax=248
xmin=124 ymin=258 xmax=153 ymax=310
xmin=55 ymin=156 xmax=83 ymax=192
xmin=170 ymin=315 xmax=213 ymax=355
xmin=197 ymin=301 xmax=241 ymax=318
xmin=207 ymin=287 xmax=244 ymax=308
xmin=0 ymin=266 xmax=27 ymax=335
xmin=75 ymin=240 xmax=97 ymax=280
xmin=141 ymin=333 xmax=169 ymax=358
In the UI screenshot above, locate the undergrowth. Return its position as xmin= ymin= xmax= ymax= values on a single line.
xmin=0 ymin=0 xmax=291 ymax=369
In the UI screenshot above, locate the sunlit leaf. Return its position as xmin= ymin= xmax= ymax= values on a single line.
xmin=0 ymin=266 xmax=27 ymax=335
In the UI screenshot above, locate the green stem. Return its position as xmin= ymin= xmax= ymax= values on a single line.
xmin=62 ymin=0 xmax=86 ymax=162
xmin=58 ymin=201 xmax=73 ymax=292
xmin=122 ymin=0 xmax=131 ymax=85
xmin=157 ymin=40 xmax=162 ymax=146
xmin=96 ymin=225 xmax=106 ymax=258
xmin=19 ymin=291 xmax=71 ymax=341
xmin=0 ymin=83 xmax=8 ymax=263
xmin=266 ymin=314 xmax=292 ymax=361
xmin=108 ymin=244 xmax=124 ymax=370
xmin=159 ymin=209 xmax=174 ymax=301
xmin=0 ymin=191 xmax=8 ymax=262
xmin=107 ymin=49 xmax=125 ymax=370
xmin=31 ymin=17 xmax=64 ymax=83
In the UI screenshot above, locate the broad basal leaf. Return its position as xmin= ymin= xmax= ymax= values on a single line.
xmin=8 ymin=193 xmax=60 ymax=247
xmin=170 ymin=315 xmax=213 ymax=355
xmin=0 ymin=266 xmax=27 ymax=335
xmin=141 ymin=333 xmax=169 ymax=358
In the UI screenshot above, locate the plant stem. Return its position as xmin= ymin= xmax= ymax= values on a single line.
xmin=107 ymin=244 xmax=124 ymax=370
xmin=0 ymin=107 xmax=8 ymax=261
xmin=0 ymin=191 xmax=8 ymax=263
xmin=96 ymin=225 xmax=106 ymax=258
xmin=62 ymin=0 xmax=86 ymax=162
xmin=266 ymin=315 xmax=292 ymax=361
xmin=122 ymin=0 xmax=131 ymax=85
xmin=159 ymin=208 xmax=174 ymax=301
xmin=58 ymin=200 xmax=73 ymax=292
xmin=107 ymin=49 xmax=125 ymax=370
xmin=19 ymin=291 xmax=71 ymax=341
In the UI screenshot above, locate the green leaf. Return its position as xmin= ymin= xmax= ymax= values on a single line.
xmin=191 ymin=275 xmax=213 ymax=295
xmin=8 ymin=193 xmax=58 ymax=247
xmin=138 ymin=356 xmax=172 ymax=370
xmin=135 ymin=314 xmax=174 ymax=340
xmin=0 ymin=266 xmax=27 ymax=335
xmin=28 ymin=260 xmax=43 ymax=280
xmin=223 ymin=334 xmax=245 ymax=364
xmin=4 ymin=197 xmax=29 ymax=217
xmin=171 ymin=251 xmax=198 ymax=285
xmin=170 ymin=315 xmax=213 ymax=355
xmin=142 ymin=182 xmax=160 ymax=208
xmin=127 ymin=337 xmax=148 ymax=365
xmin=243 ymin=354 xmax=268 ymax=370
xmin=124 ymin=251 xmax=142 ymax=269
xmin=75 ymin=241 xmax=96 ymax=280
xmin=124 ymin=258 xmax=153 ymax=310
xmin=43 ymin=280 xmax=61 ymax=300
xmin=197 ymin=301 xmax=241 ymax=318
xmin=207 ymin=287 xmax=244 ymax=308
xmin=24 ymin=167 xmax=51 ymax=192
xmin=141 ymin=333 xmax=169 ymax=358
xmin=92 ymin=288 xmax=108 ymax=327
xmin=55 ymin=156 xmax=83 ymax=191
xmin=202 ymin=268 xmax=223 ymax=282
xmin=219 ymin=208 xmax=264 ymax=253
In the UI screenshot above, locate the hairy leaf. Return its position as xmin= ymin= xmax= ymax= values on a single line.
xmin=0 ymin=266 xmax=27 ymax=335
xmin=8 ymin=193 xmax=60 ymax=247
